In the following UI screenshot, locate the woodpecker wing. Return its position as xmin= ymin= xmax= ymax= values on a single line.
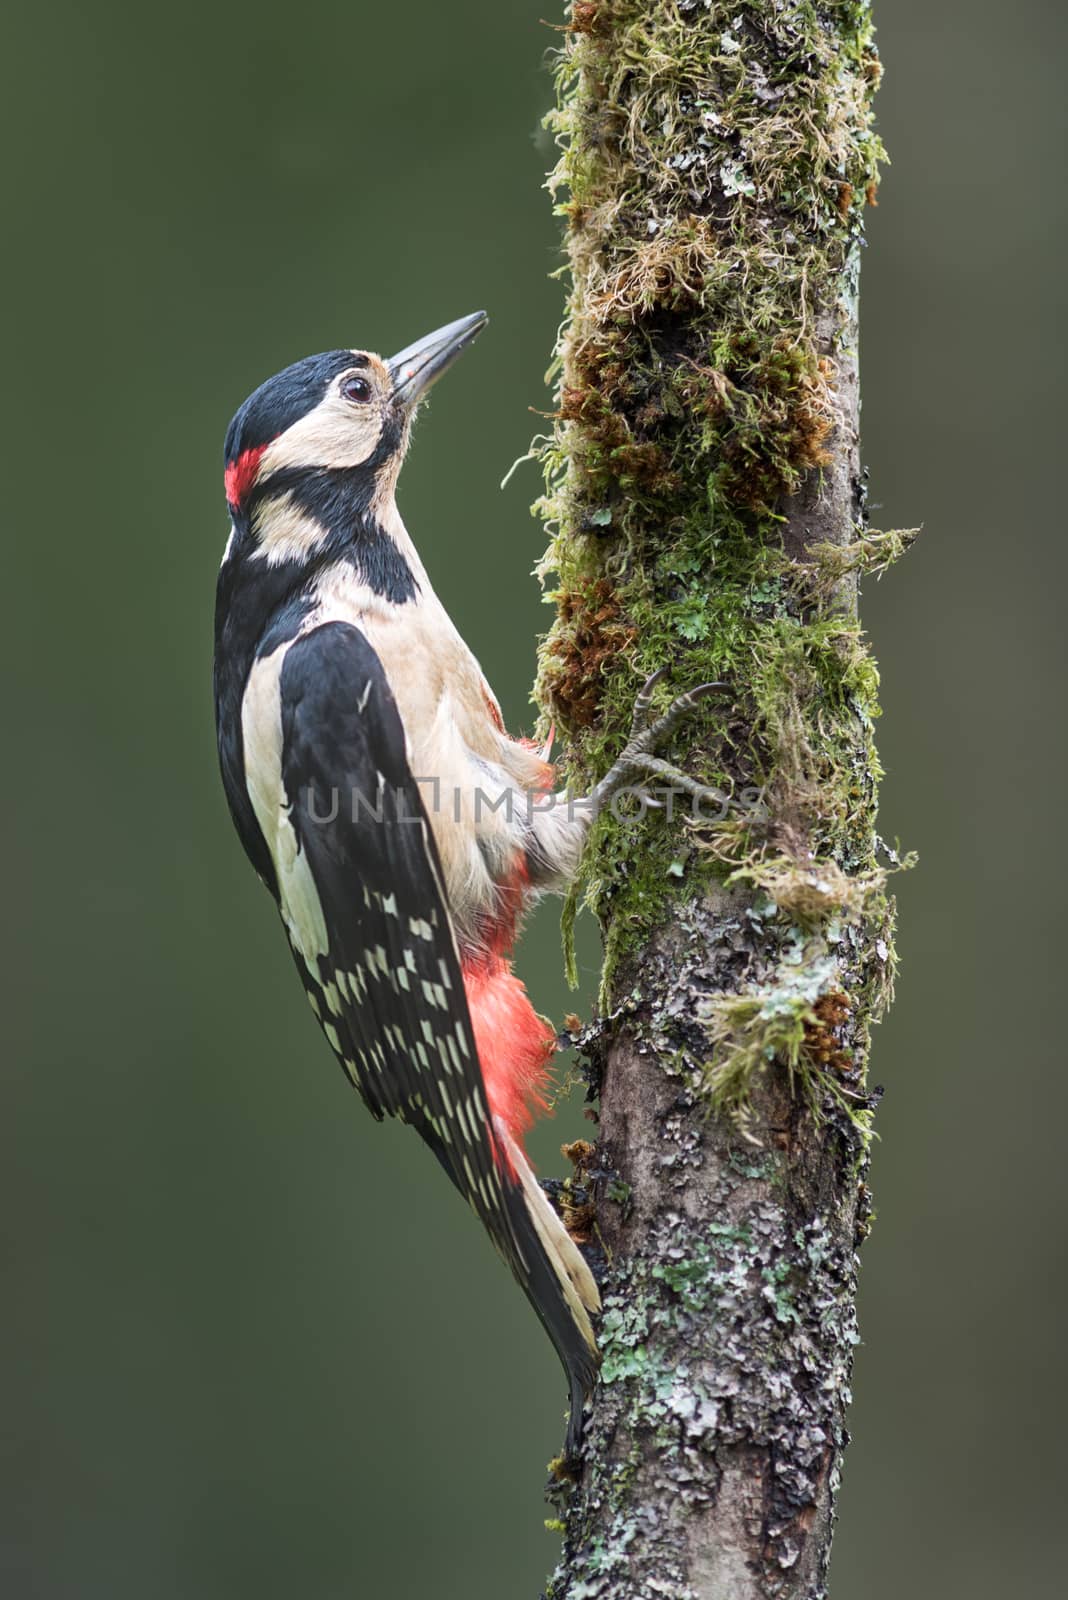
xmin=277 ymin=621 xmax=497 ymax=1161
xmin=273 ymin=623 xmax=598 ymax=1450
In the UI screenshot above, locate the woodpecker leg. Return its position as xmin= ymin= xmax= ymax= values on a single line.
xmin=612 ymin=752 xmax=725 ymax=809
xmin=587 ymin=674 xmax=728 ymax=817
xmin=521 ymin=676 xmax=731 ymax=895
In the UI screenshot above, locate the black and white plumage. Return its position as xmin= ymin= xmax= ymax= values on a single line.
xmin=214 ymin=314 xmax=601 ymax=1454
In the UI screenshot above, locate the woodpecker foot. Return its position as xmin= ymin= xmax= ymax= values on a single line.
xmin=589 ymin=672 xmax=728 ymax=816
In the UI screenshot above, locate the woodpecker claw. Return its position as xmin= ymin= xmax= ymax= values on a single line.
xmin=589 ymin=676 xmax=730 ymax=816
xmin=629 ymin=665 xmax=672 ymax=733
xmin=635 ymin=679 xmax=728 ymax=747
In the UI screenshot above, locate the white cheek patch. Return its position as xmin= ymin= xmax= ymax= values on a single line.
xmin=250 ymin=490 xmax=331 ymax=567
xmin=258 ymin=391 xmax=384 ymax=474
xmin=241 ymin=645 xmax=329 ymax=963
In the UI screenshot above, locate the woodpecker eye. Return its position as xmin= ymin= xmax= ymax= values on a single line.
xmin=342 ymin=375 xmax=373 ymax=404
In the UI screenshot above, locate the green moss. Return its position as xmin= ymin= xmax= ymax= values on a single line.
xmin=698 ymin=945 xmax=864 ymax=1134
xmin=791 ymin=526 xmax=921 ymax=599
xmin=534 ymin=2 xmax=896 ymax=1125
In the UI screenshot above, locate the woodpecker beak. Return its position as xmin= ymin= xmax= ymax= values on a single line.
xmin=388 ymin=311 xmax=488 ymax=410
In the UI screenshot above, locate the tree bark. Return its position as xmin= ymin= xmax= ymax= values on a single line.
xmin=534 ymin=5 xmax=900 ymax=1596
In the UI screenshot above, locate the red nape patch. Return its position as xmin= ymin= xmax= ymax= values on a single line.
xmin=224 ymin=443 xmax=268 ymax=509
xmin=463 ymin=957 xmax=555 ymax=1171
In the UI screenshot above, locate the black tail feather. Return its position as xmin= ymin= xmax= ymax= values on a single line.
xmin=500 ymin=1178 xmax=599 ymax=1460
xmin=410 ymin=1107 xmax=599 ymax=1458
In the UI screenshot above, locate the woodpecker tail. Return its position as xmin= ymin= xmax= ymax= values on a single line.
xmin=460 ymin=951 xmax=601 ymax=1452
xmin=495 ymin=1123 xmax=601 ymax=1458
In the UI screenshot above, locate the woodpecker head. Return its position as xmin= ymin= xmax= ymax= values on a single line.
xmin=220 ymin=311 xmax=487 ymax=585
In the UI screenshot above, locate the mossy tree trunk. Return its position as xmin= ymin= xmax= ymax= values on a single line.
xmin=534 ymin=5 xmax=903 ymax=1597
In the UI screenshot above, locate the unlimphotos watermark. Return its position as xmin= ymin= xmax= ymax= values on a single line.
xmin=301 ymin=779 xmax=766 ymax=827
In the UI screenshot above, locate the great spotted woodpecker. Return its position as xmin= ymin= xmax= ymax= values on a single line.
xmin=214 ymin=312 xmax=718 ymax=1453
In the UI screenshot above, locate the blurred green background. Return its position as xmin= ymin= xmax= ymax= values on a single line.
xmin=4 ymin=1 xmax=1064 ymax=1595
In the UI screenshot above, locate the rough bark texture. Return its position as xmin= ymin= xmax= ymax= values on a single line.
xmin=533 ymin=5 xmax=903 ymax=1597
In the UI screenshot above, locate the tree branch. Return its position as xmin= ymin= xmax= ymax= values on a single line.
xmin=534 ymin=4 xmax=901 ymax=1595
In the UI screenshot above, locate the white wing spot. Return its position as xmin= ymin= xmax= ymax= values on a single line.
xmin=455 ymin=1097 xmax=478 ymax=1144
xmin=421 ymin=979 xmax=442 ymax=1010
